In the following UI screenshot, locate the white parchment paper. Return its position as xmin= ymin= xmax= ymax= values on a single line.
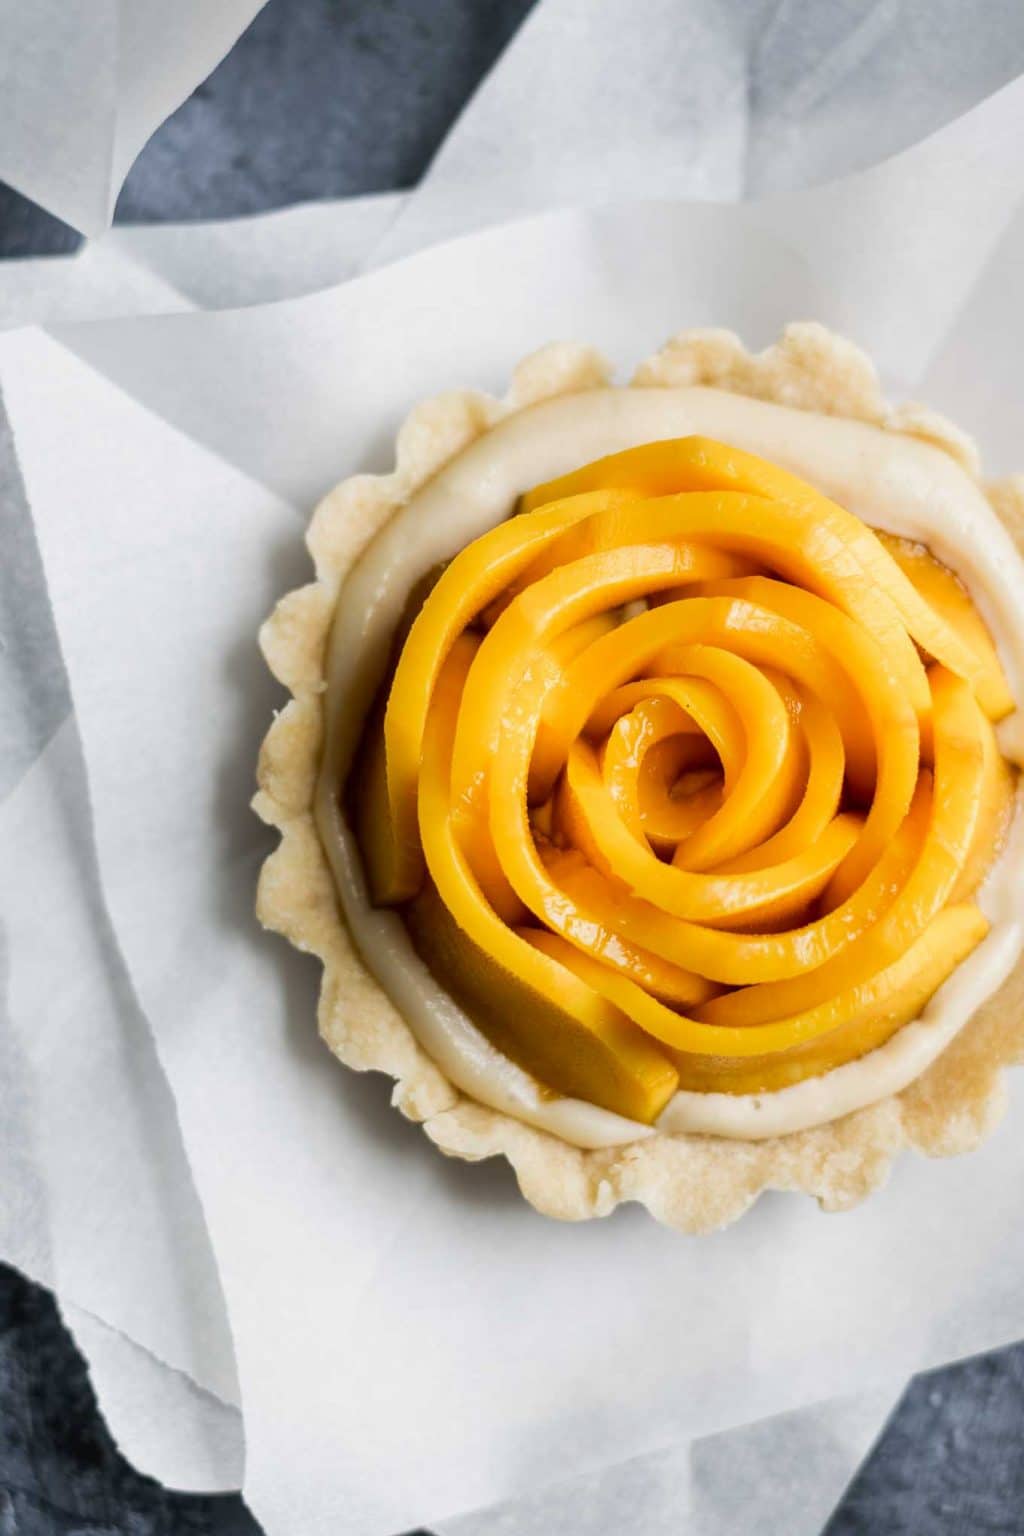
xmin=4 ymin=3 xmax=1024 ymax=1528
xmin=0 ymin=416 xmax=244 ymax=1489
xmin=2 ymin=66 xmax=1024 ymax=1533
xmin=0 ymin=186 xmax=410 ymax=1493
xmin=372 ymin=0 xmax=1024 ymax=264
xmin=439 ymin=1386 xmax=898 ymax=1536
xmin=7 ymin=0 xmax=1024 ymax=323
xmin=0 ymin=0 xmax=266 ymax=235
xmin=0 ymin=194 xmax=407 ymax=332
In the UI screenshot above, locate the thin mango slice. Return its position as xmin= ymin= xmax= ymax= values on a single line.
xmin=674 ymin=903 xmax=989 ymax=1093
xmin=522 ymin=435 xmax=1013 ymax=718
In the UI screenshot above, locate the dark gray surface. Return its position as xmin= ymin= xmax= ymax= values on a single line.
xmin=0 ymin=0 xmax=533 ymax=257
xmin=825 ymin=1348 xmax=1024 ymax=1536
xmin=2 ymin=1 xmax=1024 ymax=1532
xmin=0 ymin=1263 xmax=257 ymax=1535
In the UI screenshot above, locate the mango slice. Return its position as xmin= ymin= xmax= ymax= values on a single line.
xmin=412 ymin=632 xmax=679 ymax=1122
xmin=352 ymin=436 xmax=1016 ymax=1119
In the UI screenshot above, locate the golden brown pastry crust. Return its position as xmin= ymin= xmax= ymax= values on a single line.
xmin=254 ymin=323 xmax=1024 ymax=1233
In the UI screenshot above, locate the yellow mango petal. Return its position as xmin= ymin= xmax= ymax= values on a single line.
xmin=673 ymin=904 xmax=989 ymax=1093
xmin=699 ymin=671 xmax=985 ymax=1027
xmin=416 ymin=631 xmax=677 ymax=1122
xmin=523 ymin=436 xmax=1013 ymax=717
xmin=380 ymin=489 xmax=631 ymax=903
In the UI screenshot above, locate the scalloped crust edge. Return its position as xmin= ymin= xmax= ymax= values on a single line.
xmin=254 ymin=322 xmax=1024 ymax=1234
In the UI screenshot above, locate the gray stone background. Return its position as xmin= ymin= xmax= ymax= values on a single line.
xmin=2 ymin=2 xmax=1024 ymax=1532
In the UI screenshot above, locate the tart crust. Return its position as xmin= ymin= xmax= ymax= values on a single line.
xmin=254 ymin=323 xmax=1024 ymax=1233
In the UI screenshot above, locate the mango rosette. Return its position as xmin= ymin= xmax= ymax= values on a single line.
xmin=354 ymin=432 xmax=1014 ymax=1124
xmin=255 ymin=326 xmax=1024 ymax=1232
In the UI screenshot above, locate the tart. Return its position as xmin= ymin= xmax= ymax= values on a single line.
xmin=255 ymin=324 xmax=1024 ymax=1232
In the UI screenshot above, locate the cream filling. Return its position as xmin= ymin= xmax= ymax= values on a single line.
xmin=316 ymin=385 xmax=1024 ymax=1148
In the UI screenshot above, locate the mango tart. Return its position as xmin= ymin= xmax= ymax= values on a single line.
xmin=255 ymin=324 xmax=1024 ymax=1233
